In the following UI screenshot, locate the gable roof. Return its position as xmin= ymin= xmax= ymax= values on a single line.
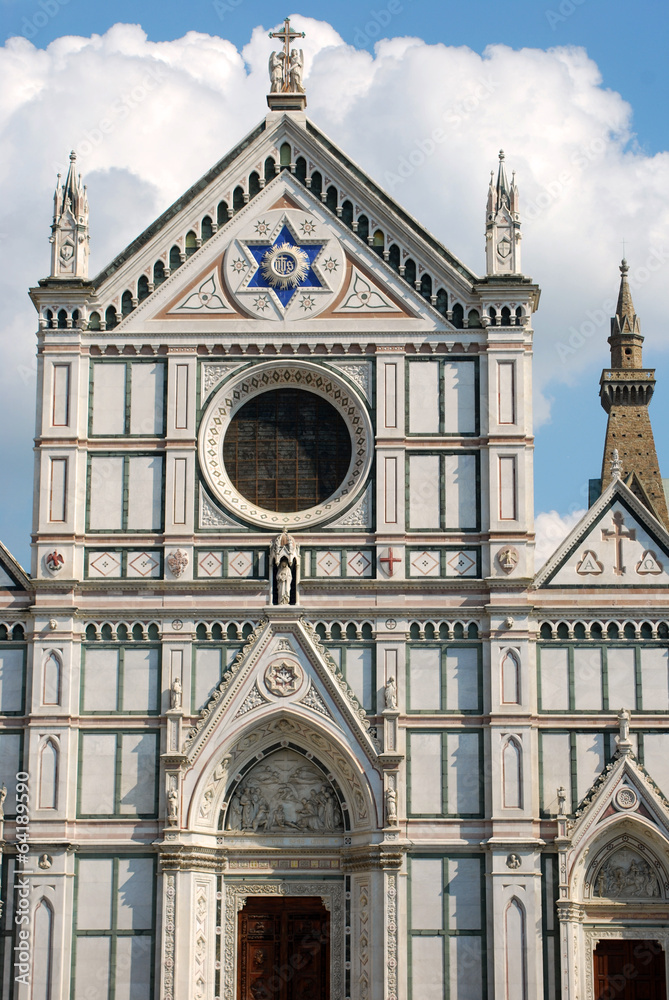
xmin=0 ymin=541 xmax=31 ymax=592
xmin=534 ymin=476 xmax=669 ymax=588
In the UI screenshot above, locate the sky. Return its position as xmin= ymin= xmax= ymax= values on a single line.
xmin=1 ymin=0 xmax=668 ymax=568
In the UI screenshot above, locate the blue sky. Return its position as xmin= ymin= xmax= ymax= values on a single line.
xmin=1 ymin=1 xmax=668 ymax=566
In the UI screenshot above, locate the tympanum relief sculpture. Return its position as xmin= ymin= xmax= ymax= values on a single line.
xmin=225 ymin=749 xmax=344 ymax=833
xmin=593 ymin=848 xmax=661 ymax=899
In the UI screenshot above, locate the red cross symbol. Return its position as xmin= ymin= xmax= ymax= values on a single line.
xmin=380 ymin=548 xmax=401 ymax=577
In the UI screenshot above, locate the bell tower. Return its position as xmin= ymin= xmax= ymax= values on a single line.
xmin=599 ymin=259 xmax=669 ymax=526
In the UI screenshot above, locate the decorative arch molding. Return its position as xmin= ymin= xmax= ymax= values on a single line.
xmin=42 ymin=650 xmax=62 ymax=706
xmin=38 ymin=736 xmax=59 ymax=810
xmin=223 ymin=881 xmax=344 ymax=1000
xmin=187 ymin=711 xmax=377 ymax=832
xmin=32 ymin=896 xmax=54 ymax=1000
xmin=502 ymin=736 xmax=523 ymax=809
xmin=583 ymin=831 xmax=669 ymax=902
xmin=500 ymin=647 xmax=520 ymax=704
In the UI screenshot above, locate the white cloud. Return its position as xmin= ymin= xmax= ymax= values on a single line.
xmin=1 ymin=18 xmax=668 ymax=556
xmin=535 ymin=508 xmax=586 ymax=570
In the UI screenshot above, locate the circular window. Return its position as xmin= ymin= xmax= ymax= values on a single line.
xmin=222 ymin=388 xmax=352 ymax=512
xmin=198 ymin=361 xmax=373 ymax=529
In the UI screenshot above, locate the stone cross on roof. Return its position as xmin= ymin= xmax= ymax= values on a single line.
xmin=268 ymin=17 xmax=306 ymax=110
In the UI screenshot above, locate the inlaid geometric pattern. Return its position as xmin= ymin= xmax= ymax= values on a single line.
xmin=410 ymin=551 xmax=440 ymax=577
xmin=198 ymin=551 xmax=223 ymax=578
xmin=446 ymin=551 xmax=477 ymax=577
xmin=88 ymin=551 xmax=121 ymax=578
xmin=347 ymin=551 xmax=372 ymax=577
xmin=127 ymin=552 xmax=161 ymax=578
xmin=228 ymin=551 xmax=254 ymax=577
xmin=316 ymin=551 xmax=341 ymax=577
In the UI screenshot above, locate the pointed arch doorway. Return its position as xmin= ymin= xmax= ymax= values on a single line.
xmin=238 ymin=895 xmax=330 ymax=1000
xmin=593 ymin=940 xmax=666 ymax=999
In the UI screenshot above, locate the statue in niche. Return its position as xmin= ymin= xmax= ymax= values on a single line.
xmin=270 ymin=531 xmax=299 ymax=606
xmin=225 ymin=748 xmax=343 ymax=833
xmin=594 ymin=848 xmax=660 ymax=898
xmin=385 ymin=786 xmax=398 ymax=825
xmin=384 ymin=676 xmax=398 ymax=710
xmin=167 ymin=784 xmax=179 ymax=826
xmin=618 ymin=707 xmax=631 ymax=743
xmin=170 ymin=676 xmax=182 ymax=710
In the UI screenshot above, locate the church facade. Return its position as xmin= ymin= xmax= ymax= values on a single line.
xmin=1 ymin=25 xmax=669 ymax=999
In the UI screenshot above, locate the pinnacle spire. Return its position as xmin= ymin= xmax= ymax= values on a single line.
xmin=614 ymin=258 xmax=639 ymax=337
xmin=608 ymin=258 xmax=642 ymax=368
xmin=485 ymin=149 xmax=521 ymax=275
xmin=49 ymin=150 xmax=89 ymax=279
xmin=495 ymin=149 xmax=510 ymax=210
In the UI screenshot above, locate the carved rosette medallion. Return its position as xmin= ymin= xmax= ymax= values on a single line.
xmin=263 ymin=658 xmax=303 ymax=697
xmin=614 ymin=786 xmax=639 ymax=811
xmin=224 ymin=210 xmax=345 ymax=321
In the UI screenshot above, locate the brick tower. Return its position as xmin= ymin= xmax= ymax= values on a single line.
xmin=599 ymin=259 xmax=669 ymax=526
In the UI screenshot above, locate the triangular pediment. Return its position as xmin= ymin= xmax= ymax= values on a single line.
xmin=535 ymin=478 xmax=669 ymax=587
xmin=0 ymin=541 xmax=30 ymax=593
xmin=102 ymin=171 xmax=451 ymax=335
xmin=182 ymin=615 xmax=380 ymax=767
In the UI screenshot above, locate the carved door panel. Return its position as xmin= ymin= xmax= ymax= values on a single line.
xmin=238 ymin=897 xmax=330 ymax=1000
xmin=594 ymin=940 xmax=667 ymax=999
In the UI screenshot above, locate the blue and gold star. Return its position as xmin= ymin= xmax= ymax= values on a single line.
xmin=245 ymin=223 xmax=325 ymax=308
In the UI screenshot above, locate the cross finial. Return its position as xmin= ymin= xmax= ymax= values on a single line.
xmin=267 ymin=17 xmax=306 ymax=106
xmin=499 ymin=149 xmax=505 ymax=161
xmin=269 ymin=17 xmax=305 ymax=78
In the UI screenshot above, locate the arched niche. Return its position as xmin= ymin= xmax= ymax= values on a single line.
xmin=42 ymin=650 xmax=62 ymax=706
xmin=187 ymin=713 xmax=378 ymax=833
xmin=502 ymin=736 xmax=523 ymax=809
xmin=501 ymin=648 xmax=520 ymax=704
xmin=32 ymin=897 xmax=54 ymax=1000
xmin=504 ymin=897 xmax=528 ymax=1000
xmin=38 ymin=737 xmax=59 ymax=809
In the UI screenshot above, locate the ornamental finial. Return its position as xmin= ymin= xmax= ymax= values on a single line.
xmin=610 ymin=448 xmax=623 ymax=480
xmin=267 ymin=17 xmax=306 ymax=110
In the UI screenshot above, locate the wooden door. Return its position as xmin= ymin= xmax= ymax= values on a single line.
xmin=238 ymin=896 xmax=330 ymax=1000
xmin=594 ymin=939 xmax=667 ymax=999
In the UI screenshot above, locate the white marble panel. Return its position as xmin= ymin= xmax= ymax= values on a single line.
xmin=228 ymin=551 xmax=255 ymax=578
xmin=409 ymin=732 xmax=442 ymax=813
xmin=346 ymin=550 xmax=372 ymax=577
xmin=194 ymin=648 xmax=222 ymax=710
xmin=80 ymin=733 xmax=116 ymax=814
xmin=449 ymin=936 xmax=482 ymax=999
xmin=640 ymin=648 xmax=669 ymax=710
xmin=126 ymin=551 xmax=161 ymax=579
xmin=52 ymin=362 xmax=70 ymax=426
xmin=82 ymin=648 xmax=118 ymax=712
xmin=130 ymin=362 xmax=164 ymax=435
xmin=412 ymin=937 xmax=444 ymax=1000
xmin=606 ymin=647 xmax=636 ymax=710
xmin=409 ymin=647 xmax=441 ymax=710
xmin=409 ymin=361 xmax=440 ymax=433
xmin=409 ymin=550 xmax=441 ymax=577
xmin=541 ymin=733 xmax=570 ymax=814
xmin=73 ymin=939 xmax=111 ymax=1000
xmin=446 ymin=733 xmax=479 ymax=814
xmin=641 ymin=734 xmax=669 ymax=797
xmin=444 ymin=453 xmax=476 ymax=529
xmin=92 ymin=363 xmax=126 ymax=435
xmin=115 ymin=938 xmax=152 ymax=1000
xmin=447 ymin=862 xmax=481 ymax=923
xmin=197 ymin=551 xmax=224 ymax=578
xmin=573 ymin=647 xmax=603 ymax=710
xmin=574 ymin=732 xmax=604 ymax=802
xmin=539 ymin=647 xmax=569 ymax=710
xmin=122 ymin=648 xmax=159 ymax=713
xmin=117 ymin=858 xmax=154 ymax=929
xmin=316 ymin=551 xmax=341 ymax=577
xmin=497 ymin=360 xmax=515 ymax=424
xmin=119 ymin=732 xmax=157 ymax=815
xmin=446 ymin=647 xmax=479 ymax=711
xmin=0 ymin=732 xmax=22 ymax=813
xmin=39 ymin=739 xmax=58 ymax=808
xmin=77 ymin=858 xmax=113 ymax=928
xmin=127 ymin=456 xmax=163 ymax=530
xmin=409 ymin=455 xmax=440 ymax=529
xmin=444 ymin=361 xmax=476 ymax=434
xmin=89 ymin=456 xmax=124 ymax=530
xmin=411 ymin=858 xmax=443 ymax=929
xmin=0 ymin=648 xmax=23 ymax=712
xmin=88 ymin=550 xmax=122 ymax=578
xmin=498 ymin=455 xmax=517 ymax=520
xmin=346 ymin=647 xmax=373 ymax=710
xmin=49 ymin=457 xmax=67 ymax=521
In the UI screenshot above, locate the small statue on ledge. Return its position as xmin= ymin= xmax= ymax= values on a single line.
xmin=170 ymin=676 xmax=182 ymax=711
xmin=384 ymin=676 xmax=398 ymax=710
xmin=270 ymin=531 xmax=299 ymax=605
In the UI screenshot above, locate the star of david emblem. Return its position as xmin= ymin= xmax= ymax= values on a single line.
xmin=244 ymin=222 xmax=325 ymax=308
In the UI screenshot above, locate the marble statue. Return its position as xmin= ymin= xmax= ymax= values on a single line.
xmin=269 ymin=50 xmax=285 ymax=93
xmin=289 ymin=49 xmax=305 ymax=93
xmin=276 ymin=558 xmax=293 ymax=605
xmin=270 ymin=531 xmax=299 ymax=605
xmin=384 ymin=676 xmax=397 ymax=710
xmin=0 ymin=783 xmax=6 ymax=821
xmin=618 ymin=707 xmax=630 ymax=743
xmin=170 ymin=676 xmax=182 ymax=710
xmin=385 ymin=786 xmax=398 ymax=825
xmin=167 ymin=785 xmax=179 ymax=825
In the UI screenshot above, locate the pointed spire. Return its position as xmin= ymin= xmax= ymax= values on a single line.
xmin=608 ymin=258 xmax=642 ymax=368
xmin=614 ymin=258 xmax=639 ymax=336
xmin=485 ymin=149 xmax=521 ymax=276
xmin=49 ymin=150 xmax=89 ymax=279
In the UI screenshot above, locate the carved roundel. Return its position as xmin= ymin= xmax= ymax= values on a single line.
xmin=198 ymin=361 xmax=374 ymax=529
xmin=263 ymin=659 xmax=304 ymax=697
xmin=614 ymin=786 xmax=639 ymax=811
xmin=224 ymin=209 xmax=345 ymax=321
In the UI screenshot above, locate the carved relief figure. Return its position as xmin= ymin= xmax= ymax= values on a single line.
xmin=594 ymin=848 xmax=660 ymax=898
xmin=270 ymin=531 xmax=299 ymax=605
xmin=225 ymin=749 xmax=343 ymax=833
